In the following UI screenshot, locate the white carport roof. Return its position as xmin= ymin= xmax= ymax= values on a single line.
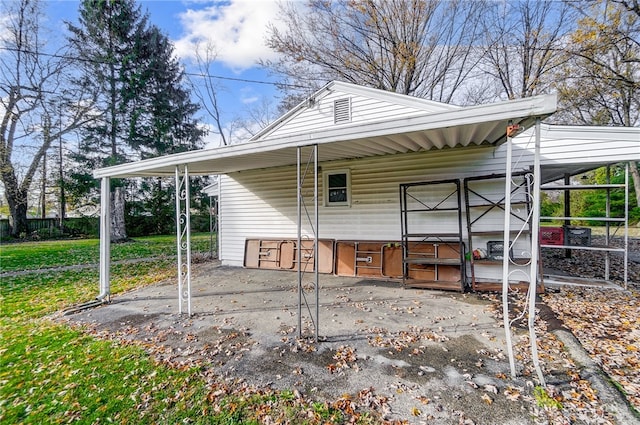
xmin=94 ymin=93 xmax=557 ymax=179
xmin=537 ymin=124 xmax=640 ymax=182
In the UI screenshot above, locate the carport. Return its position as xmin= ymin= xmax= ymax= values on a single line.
xmin=92 ymin=89 xmax=558 ymax=382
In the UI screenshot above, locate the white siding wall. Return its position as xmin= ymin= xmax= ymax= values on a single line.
xmin=219 ymin=143 xmax=531 ymax=267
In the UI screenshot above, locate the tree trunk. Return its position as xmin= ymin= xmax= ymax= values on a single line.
xmin=630 ymin=161 xmax=640 ymax=208
xmin=41 ymin=154 xmax=47 ymax=218
xmin=2 ymin=165 xmax=28 ymax=237
xmin=110 ymin=186 xmax=127 ymax=242
xmin=6 ymin=187 xmax=29 ymax=237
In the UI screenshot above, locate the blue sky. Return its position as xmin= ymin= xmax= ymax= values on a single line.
xmin=43 ymin=0 xmax=287 ymax=147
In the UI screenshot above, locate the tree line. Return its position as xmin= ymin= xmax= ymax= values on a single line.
xmin=1 ymin=0 xmax=638 ymax=241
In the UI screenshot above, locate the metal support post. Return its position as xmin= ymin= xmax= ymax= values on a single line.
xmin=624 ymin=163 xmax=629 ymax=289
xmin=502 ymin=119 xmax=545 ymax=386
xmin=297 ymin=148 xmax=302 ymax=337
xmin=528 ymin=118 xmax=545 ymax=386
xmin=502 ymin=127 xmax=516 ymax=379
xmin=296 ymin=145 xmax=320 ymax=341
xmin=97 ymin=177 xmax=111 ymax=301
xmin=314 ymin=145 xmax=319 ymax=343
xmin=210 ymin=195 xmax=214 ymax=259
xmin=606 ymin=166 xmax=611 ymax=281
xmin=175 ymin=165 xmax=192 ymax=316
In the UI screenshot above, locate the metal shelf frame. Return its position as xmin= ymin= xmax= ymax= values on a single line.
xmin=463 ymin=171 xmax=535 ymax=290
xmin=540 ymin=163 xmax=630 ymax=288
xmin=399 ymin=178 xmax=465 ymax=290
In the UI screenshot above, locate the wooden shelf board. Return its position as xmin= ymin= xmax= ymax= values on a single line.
xmin=404 ymin=233 xmax=463 ymax=239
xmin=541 ymin=184 xmax=624 ymax=190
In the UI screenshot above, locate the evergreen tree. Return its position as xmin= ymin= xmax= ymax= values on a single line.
xmin=67 ymin=0 xmax=203 ymax=240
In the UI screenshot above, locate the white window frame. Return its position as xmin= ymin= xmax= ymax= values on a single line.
xmin=323 ymin=169 xmax=351 ymax=207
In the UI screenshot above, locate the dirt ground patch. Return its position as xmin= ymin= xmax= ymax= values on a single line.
xmin=59 ymin=263 xmax=638 ymax=424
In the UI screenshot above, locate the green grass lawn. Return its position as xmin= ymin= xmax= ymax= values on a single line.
xmin=0 ymin=233 xmax=214 ymax=272
xmin=0 ymin=235 xmax=369 ymax=425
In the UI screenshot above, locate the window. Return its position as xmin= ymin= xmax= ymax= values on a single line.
xmin=324 ymin=170 xmax=351 ymax=206
xmin=333 ymin=98 xmax=351 ymax=124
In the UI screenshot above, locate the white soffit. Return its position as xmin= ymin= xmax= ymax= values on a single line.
xmin=93 ymin=93 xmax=557 ymax=179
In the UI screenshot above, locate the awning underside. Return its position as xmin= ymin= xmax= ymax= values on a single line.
xmin=94 ymin=94 xmax=557 ymax=179
xmin=94 ymin=116 xmax=541 ymax=179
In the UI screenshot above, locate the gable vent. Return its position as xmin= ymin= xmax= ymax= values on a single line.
xmin=333 ymin=98 xmax=351 ymax=124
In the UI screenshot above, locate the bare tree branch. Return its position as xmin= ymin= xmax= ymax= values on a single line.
xmin=261 ymin=0 xmax=485 ymax=104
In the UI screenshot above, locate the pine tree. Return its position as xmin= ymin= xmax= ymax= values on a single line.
xmin=67 ymin=0 xmax=203 ymax=240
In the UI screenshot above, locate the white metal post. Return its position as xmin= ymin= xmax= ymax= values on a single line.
xmin=314 ymin=145 xmax=319 ymax=343
xmin=502 ymin=127 xmax=516 ymax=378
xmin=175 ymin=165 xmax=192 ymax=316
xmin=297 ymin=147 xmax=302 ymax=338
xmin=97 ymin=177 xmax=111 ymax=301
xmin=606 ymin=166 xmax=611 ymax=281
xmin=528 ymin=118 xmax=545 ymax=386
xmin=624 ymin=163 xmax=629 ymax=289
xmin=296 ymin=145 xmax=320 ymax=341
xmin=184 ymin=165 xmax=192 ymax=316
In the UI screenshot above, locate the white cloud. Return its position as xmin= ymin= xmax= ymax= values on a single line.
xmin=174 ymin=0 xmax=282 ymax=70
xmin=241 ymin=95 xmax=259 ymax=104
xmin=0 ymin=11 xmax=13 ymax=47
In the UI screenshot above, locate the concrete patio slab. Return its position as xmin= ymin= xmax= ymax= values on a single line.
xmin=59 ymin=262 xmax=564 ymax=424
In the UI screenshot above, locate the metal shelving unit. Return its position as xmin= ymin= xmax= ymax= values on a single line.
xmin=540 ymin=164 xmax=630 ymax=288
xmin=464 ymin=172 xmax=537 ymax=291
xmin=399 ymin=179 xmax=465 ymax=291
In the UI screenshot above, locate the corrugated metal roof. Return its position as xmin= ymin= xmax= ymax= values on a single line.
xmin=93 ymin=86 xmax=557 ymax=179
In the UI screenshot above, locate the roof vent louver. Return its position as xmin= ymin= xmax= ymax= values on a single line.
xmin=333 ymin=98 xmax=351 ymax=124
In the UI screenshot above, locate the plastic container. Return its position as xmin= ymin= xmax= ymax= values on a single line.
xmin=565 ymin=227 xmax=591 ymax=246
xmin=540 ymin=227 xmax=564 ymax=246
xmin=487 ymin=241 xmax=512 ymax=260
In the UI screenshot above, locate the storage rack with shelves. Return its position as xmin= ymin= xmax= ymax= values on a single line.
xmin=464 ymin=172 xmax=537 ymax=291
xmin=399 ymin=179 xmax=465 ymax=291
xmin=540 ymin=164 xmax=629 ymax=287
